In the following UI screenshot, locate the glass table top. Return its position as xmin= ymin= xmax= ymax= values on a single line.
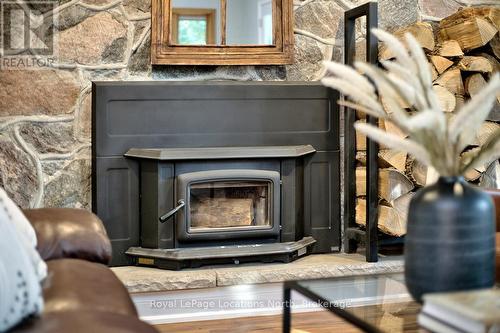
xmin=293 ymin=273 xmax=422 ymax=333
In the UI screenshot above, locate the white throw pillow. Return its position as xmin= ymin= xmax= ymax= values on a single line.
xmin=0 ymin=189 xmax=47 ymax=282
xmin=0 ymin=197 xmax=44 ymax=331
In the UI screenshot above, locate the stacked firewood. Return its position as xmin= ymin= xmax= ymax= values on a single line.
xmin=355 ymin=7 xmax=500 ymax=237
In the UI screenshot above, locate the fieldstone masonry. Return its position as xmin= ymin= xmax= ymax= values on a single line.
xmin=0 ymin=0 xmax=496 ymax=210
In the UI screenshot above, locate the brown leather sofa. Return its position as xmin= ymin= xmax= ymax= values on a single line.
xmin=485 ymin=189 xmax=500 ymax=283
xmin=10 ymin=208 xmax=158 ymax=333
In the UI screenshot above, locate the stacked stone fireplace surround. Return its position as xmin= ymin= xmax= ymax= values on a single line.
xmin=0 ymin=0 xmax=497 ymax=224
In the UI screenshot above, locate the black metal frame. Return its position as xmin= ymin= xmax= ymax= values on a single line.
xmin=282 ymin=279 xmax=383 ymax=333
xmin=343 ymin=2 xmax=380 ymax=262
xmin=175 ymin=169 xmax=281 ymax=242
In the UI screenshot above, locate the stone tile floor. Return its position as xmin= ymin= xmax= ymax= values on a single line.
xmin=112 ymin=253 xmax=404 ymax=293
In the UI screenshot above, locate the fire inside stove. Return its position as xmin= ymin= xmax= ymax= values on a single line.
xmin=189 ymin=180 xmax=272 ymax=233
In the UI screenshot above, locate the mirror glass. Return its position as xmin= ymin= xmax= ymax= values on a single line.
xmin=170 ymin=0 xmax=273 ymax=46
xmin=226 ymin=0 xmax=273 ymax=45
xmin=171 ymin=0 xmax=222 ymax=45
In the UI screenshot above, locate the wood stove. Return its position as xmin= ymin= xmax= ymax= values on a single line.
xmin=92 ymin=81 xmax=340 ymax=268
xmin=124 ymin=146 xmax=316 ymax=269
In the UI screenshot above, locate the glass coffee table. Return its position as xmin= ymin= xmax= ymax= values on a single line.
xmin=283 ymin=273 xmax=423 ymax=333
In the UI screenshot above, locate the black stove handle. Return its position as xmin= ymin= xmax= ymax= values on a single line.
xmin=159 ymin=200 xmax=185 ymax=223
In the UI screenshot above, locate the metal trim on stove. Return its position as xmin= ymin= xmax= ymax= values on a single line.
xmin=125 ymin=145 xmax=316 ymax=161
xmin=126 ymin=236 xmax=316 ymax=270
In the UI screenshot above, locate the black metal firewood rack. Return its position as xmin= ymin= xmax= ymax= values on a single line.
xmin=343 ymin=2 xmax=381 ymax=262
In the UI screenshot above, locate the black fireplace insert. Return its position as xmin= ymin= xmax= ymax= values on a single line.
xmin=92 ymin=82 xmax=340 ymax=268
xmin=124 ymin=146 xmax=316 ymax=269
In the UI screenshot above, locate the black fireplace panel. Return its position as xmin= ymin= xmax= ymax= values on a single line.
xmin=93 ymin=82 xmax=339 ymax=157
xmin=280 ymin=158 xmax=304 ymax=243
xmin=174 ymin=159 xmax=280 ymax=176
xmin=92 ymin=82 xmax=340 ymax=266
xmin=304 ymin=151 xmax=340 ymax=253
xmin=94 ymin=157 xmax=140 ymax=261
xmin=139 ymin=160 xmax=174 ymax=249
xmin=105 ymin=99 xmax=330 ymax=136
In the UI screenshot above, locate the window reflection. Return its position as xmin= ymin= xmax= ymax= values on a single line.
xmin=226 ymin=0 xmax=273 ymax=45
xmin=171 ymin=0 xmax=220 ymax=45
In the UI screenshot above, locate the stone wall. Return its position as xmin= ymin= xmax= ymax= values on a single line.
xmin=0 ymin=0 xmax=494 ymax=209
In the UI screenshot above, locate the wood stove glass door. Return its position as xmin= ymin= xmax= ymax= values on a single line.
xmin=189 ymin=180 xmax=271 ymax=233
xmin=176 ymin=169 xmax=280 ymax=242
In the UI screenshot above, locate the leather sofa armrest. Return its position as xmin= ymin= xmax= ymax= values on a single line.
xmin=23 ymin=208 xmax=112 ymax=264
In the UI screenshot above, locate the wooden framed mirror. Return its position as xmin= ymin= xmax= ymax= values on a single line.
xmin=151 ymin=0 xmax=294 ymax=65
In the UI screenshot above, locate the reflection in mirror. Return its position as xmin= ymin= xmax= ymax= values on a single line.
xmin=171 ymin=0 xmax=221 ymax=45
xmin=226 ymin=0 xmax=273 ymax=45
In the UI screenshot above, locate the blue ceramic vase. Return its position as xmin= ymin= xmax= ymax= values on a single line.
xmin=404 ymin=176 xmax=496 ymax=302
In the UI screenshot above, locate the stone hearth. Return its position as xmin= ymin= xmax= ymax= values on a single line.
xmin=111 ymin=253 xmax=403 ymax=293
